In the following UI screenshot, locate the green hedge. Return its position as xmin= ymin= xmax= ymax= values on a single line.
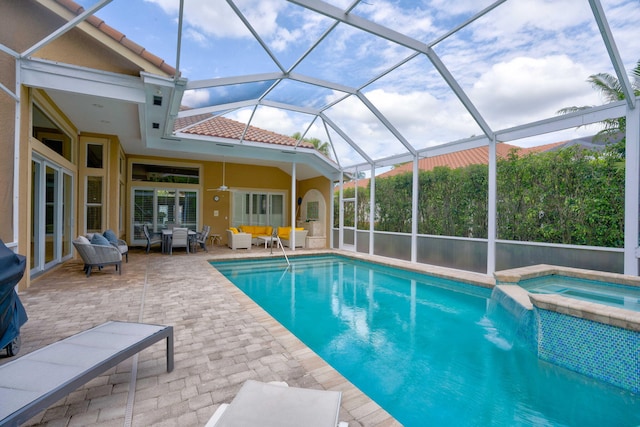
xmin=334 ymin=146 xmax=624 ymax=248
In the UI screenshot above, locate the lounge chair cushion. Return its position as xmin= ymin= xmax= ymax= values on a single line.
xmin=103 ymin=229 xmax=118 ymax=245
xmin=208 ymin=380 xmax=342 ymax=427
xmin=91 ymin=233 xmax=110 ymax=246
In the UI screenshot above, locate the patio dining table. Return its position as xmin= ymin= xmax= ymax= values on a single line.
xmin=161 ymin=229 xmax=197 ymax=254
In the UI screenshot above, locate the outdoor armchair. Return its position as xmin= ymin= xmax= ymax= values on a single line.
xmin=277 ymin=227 xmax=308 ymax=249
xmin=226 ymin=229 xmax=251 ymax=250
xmin=86 ymin=231 xmax=129 ymax=262
xmin=72 ymin=237 xmax=122 ymax=277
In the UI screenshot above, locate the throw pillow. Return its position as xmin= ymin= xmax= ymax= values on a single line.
xmin=229 ymin=227 xmax=239 ymax=234
xmin=91 ymin=233 xmax=110 ymax=246
xmin=77 ymin=235 xmax=90 ymax=244
xmin=103 ymin=229 xmax=118 ymax=245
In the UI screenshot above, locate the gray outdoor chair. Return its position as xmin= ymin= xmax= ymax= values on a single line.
xmin=72 ymin=238 xmax=122 ymax=277
xmin=143 ymin=224 xmax=163 ymax=254
xmin=169 ymin=227 xmax=189 ymax=254
xmin=193 ymin=225 xmax=210 ymax=252
xmin=86 ymin=231 xmax=129 ymax=263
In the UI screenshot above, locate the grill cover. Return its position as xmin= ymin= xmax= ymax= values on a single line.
xmin=0 ymin=239 xmax=27 ymax=350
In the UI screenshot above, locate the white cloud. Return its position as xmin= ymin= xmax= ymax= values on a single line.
xmin=473 ymin=0 xmax=593 ymax=39
xmin=355 ymin=1 xmax=436 ymax=39
xmin=232 ymin=107 xmax=298 ymax=137
xmin=181 ymin=89 xmax=210 ymax=108
xmin=470 ymin=55 xmax=601 ymax=128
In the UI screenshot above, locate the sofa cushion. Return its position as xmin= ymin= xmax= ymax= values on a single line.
xmin=240 ymin=225 xmax=273 ymax=237
xmin=277 ymin=227 xmax=291 ymax=239
xmin=277 ymin=227 xmax=303 ymax=240
xmin=91 ymin=233 xmax=110 ymax=246
xmin=103 ymin=229 xmax=118 ymax=245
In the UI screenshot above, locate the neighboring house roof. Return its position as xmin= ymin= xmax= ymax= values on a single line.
xmin=175 ymin=110 xmax=315 ymax=149
xmin=340 ymin=139 xmax=577 ymax=190
xmin=385 ymin=141 xmax=566 ymax=177
xmin=54 ymin=0 xmax=176 ymax=76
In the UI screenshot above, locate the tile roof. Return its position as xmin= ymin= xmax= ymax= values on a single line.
xmin=385 ymin=141 xmax=565 ymax=177
xmin=175 ymin=110 xmax=314 ymax=148
xmin=341 ymin=140 xmax=567 ymax=189
xmin=53 ymin=0 xmax=177 ymax=76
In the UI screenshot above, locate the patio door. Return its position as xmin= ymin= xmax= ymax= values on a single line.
xmin=131 ymin=187 xmax=199 ymax=245
xmin=31 ymin=155 xmax=73 ymax=277
xmin=341 ymin=197 xmax=356 ymax=250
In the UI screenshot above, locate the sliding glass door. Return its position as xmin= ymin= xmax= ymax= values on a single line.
xmin=132 ymin=187 xmax=199 ymax=244
xmin=31 ymin=155 xmax=73 ymax=276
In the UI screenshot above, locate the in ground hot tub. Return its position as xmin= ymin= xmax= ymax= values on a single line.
xmin=493 ymin=264 xmax=640 ymax=393
xmin=519 ymin=274 xmax=640 ymax=312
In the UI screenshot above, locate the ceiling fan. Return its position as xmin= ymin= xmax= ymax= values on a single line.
xmin=207 ymin=158 xmax=230 ymax=192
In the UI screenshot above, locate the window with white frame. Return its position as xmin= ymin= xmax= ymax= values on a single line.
xmin=231 ymin=191 xmax=285 ymax=228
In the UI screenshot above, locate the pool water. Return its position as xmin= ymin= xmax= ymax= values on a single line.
xmin=211 ymin=255 xmax=640 ymax=426
xmin=520 ymin=275 xmax=640 ymax=312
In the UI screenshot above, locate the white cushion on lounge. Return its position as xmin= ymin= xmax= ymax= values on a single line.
xmin=207 ymin=380 xmax=343 ymax=427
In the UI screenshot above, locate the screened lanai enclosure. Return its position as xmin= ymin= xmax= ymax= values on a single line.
xmin=3 ymin=0 xmax=640 ymax=276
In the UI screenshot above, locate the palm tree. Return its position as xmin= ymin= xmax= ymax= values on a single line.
xmin=558 ymin=60 xmax=640 ymax=143
xmin=292 ymin=132 xmax=331 ymax=157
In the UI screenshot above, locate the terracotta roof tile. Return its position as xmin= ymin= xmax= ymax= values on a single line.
xmin=120 ymin=37 xmax=144 ymax=55
xmin=342 ymin=141 xmax=572 ymax=189
xmin=53 ymin=0 xmax=177 ymax=76
xmin=175 ymin=111 xmax=314 ymax=149
xmin=85 ymin=14 xmax=104 ymax=29
xmin=55 ymin=0 xmax=82 ymax=14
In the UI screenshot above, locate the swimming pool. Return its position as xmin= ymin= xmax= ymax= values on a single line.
xmin=519 ymin=275 xmax=640 ymax=312
xmin=211 ymin=255 xmax=640 ymax=426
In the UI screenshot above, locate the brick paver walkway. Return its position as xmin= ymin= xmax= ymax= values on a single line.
xmin=1 ymin=245 xmax=402 ymax=427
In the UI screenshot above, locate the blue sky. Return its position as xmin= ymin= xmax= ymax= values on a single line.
xmin=72 ymin=0 xmax=639 ymax=167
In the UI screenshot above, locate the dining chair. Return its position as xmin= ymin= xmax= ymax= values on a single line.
xmin=193 ymin=225 xmax=210 ymax=252
xmin=170 ymin=227 xmax=189 ymax=255
xmin=143 ymin=224 xmax=162 ymax=254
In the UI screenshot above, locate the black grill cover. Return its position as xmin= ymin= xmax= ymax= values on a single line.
xmin=0 ymin=239 xmax=27 ymax=349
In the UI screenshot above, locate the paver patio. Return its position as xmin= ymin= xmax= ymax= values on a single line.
xmin=1 ymin=245 xmax=401 ymax=427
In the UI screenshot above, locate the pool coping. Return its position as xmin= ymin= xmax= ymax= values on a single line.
xmin=214 ymin=249 xmax=495 ymax=289
xmin=494 ymin=264 xmax=640 ymax=332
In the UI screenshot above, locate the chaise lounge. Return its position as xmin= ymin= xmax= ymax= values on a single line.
xmin=205 ymin=380 xmax=347 ymax=427
xmin=0 ymin=321 xmax=174 ymax=427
